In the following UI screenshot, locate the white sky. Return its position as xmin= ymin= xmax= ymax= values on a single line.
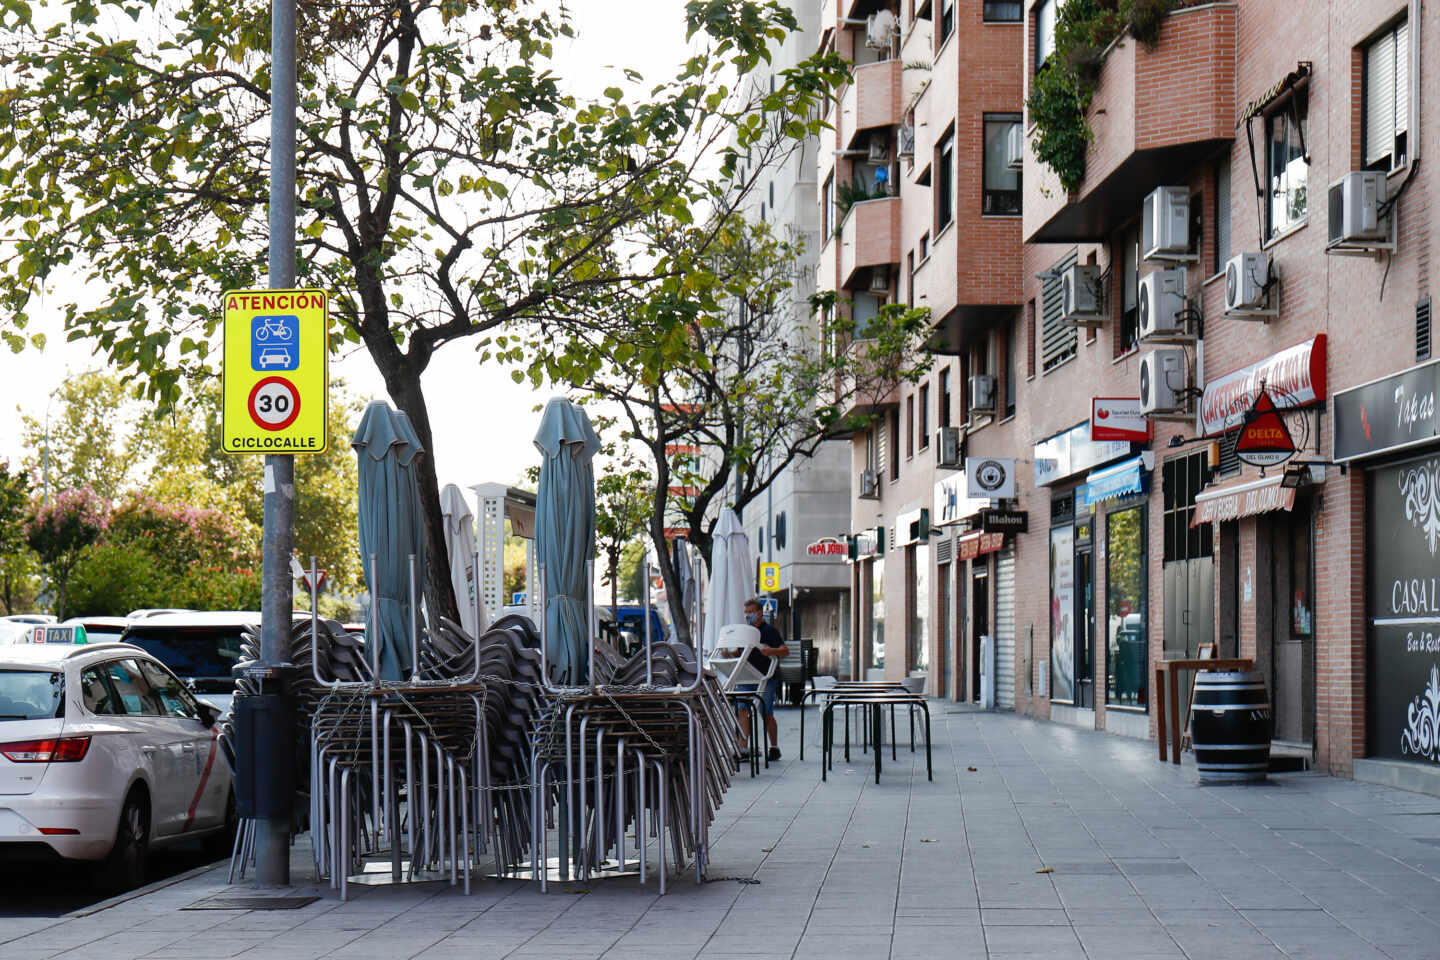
xmin=0 ymin=0 xmax=697 ymax=495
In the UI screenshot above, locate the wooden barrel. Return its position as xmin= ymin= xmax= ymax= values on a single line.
xmin=1189 ymin=670 xmax=1272 ymax=783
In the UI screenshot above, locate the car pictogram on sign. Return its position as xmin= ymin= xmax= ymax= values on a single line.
xmin=256 ymin=348 xmax=293 ymax=369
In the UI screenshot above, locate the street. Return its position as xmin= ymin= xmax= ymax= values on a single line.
xmin=2 ymin=705 xmax=1438 ymax=959
xmin=0 ymin=848 xmax=225 ymax=920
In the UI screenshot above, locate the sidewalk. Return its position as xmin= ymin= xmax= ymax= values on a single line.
xmin=4 ymin=705 xmax=1440 ymax=959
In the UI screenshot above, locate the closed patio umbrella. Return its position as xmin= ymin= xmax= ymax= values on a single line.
xmin=352 ymin=401 xmax=427 ymax=681
xmin=534 ymin=397 xmax=600 ymax=685
xmin=702 ymin=508 xmax=752 ymax=657
xmin=440 ymin=484 xmax=487 ymax=638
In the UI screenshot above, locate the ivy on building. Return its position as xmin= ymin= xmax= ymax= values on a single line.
xmin=1026 ymin=0 xmax=1180 ymax=194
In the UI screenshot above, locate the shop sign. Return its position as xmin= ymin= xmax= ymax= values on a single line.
xmin=1234 ymin=390 xmax=1297 ymax=467
xmin=1190 ymin=473 xmax=1297 ymax=526
xmin=1334 ymin=358 xmax=1440 ymax=462
xmin=1366 ymin=452 xmax=1440 ymax=766
xmin=967 ymin=457 xmax=1015 ymax=499
xmin=806 ymin=537 xmax=848 ymax=558
xmin=1034 ymin=421 xmax=1134 ymax=487
xmin=1091 ymin=397 xmax=1150 ymax=442
xmin=1198 ymin=334 xmax=1327 ymax=436
xmin=850 ymin=527 xmax=884 ymax=559
xmin=933 ymin=474 xmax=990 ymax=526
xmin=980 ymin=509 xmax=1028 ymax=534
xmin=896 ymin=507 xmax=930 ymax=545
xmin=955 ymin=530 xmax=1005 ymax=562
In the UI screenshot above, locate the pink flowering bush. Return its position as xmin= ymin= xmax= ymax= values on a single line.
xmin=25 ymin=487 xmax=110 ymax=617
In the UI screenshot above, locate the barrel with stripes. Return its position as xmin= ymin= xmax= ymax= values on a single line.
xmin=1189 ymin=670 xmax=1272 ymax=783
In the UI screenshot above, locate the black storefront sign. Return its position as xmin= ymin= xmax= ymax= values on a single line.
xmin=1368 ymin=453 xmax=1440 ymax=766
xmin=980 ymin=509 xmax=1028 ymax=534
xmin=1335 ymin=360 xmax=1440 ymax=461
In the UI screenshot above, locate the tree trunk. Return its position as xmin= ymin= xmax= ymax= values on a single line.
xmin=651 ymin=516 xmax=692 ymax=649
xmin=382 ymin=367 xmax=462 ymax=629
xmin=609 ymin=546 xmax=619 ymax=618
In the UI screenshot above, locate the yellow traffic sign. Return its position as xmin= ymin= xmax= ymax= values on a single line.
xmin=222 ymin=289 xmax=329 ymax=454
xmin=758 ymin=562 xmax=781 ymax=592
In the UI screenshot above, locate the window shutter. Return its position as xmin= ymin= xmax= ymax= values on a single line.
xmin=1215 ymin=162 xmax=1232 ymax=272
xmin=1365 ymin=28 xmax=1396 ymax=168
xmin=1041 ymin=251 xmax=1078 ymax=371
xmin=878 ymin=420 xmax=889 ymax=476
xmin=1395 ymin=20 xmax=1409 ymax=138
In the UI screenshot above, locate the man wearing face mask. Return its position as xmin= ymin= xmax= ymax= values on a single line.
xmin=734 ymin=598 xmax=788 ymax=762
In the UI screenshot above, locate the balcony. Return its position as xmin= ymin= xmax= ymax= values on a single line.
xmin=840 ymin=58 xmax=903 ymax=148
xmin=1024 ymin=3 xmax=1236 ymax=244
xmin=838 ymin=196 xmax=901 ymax=290
xmin=833 ymin=335 xmax=901 ymax=426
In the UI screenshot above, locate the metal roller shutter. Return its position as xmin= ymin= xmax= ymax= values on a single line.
xmin=996 ymin=544 xmax=1016 ymax=709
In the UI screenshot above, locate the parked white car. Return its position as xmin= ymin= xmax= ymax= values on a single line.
xmin=0 ymin=641 xmax=234 ymax=889
xmin=60 ymin=617 xmax=131 ymax=644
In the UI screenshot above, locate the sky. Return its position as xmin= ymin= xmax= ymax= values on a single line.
xmin=0 ymin=0 xmax=698 ymax=496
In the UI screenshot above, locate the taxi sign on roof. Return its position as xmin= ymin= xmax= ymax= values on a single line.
xmin=29 ymin=625 xmax=87 ymax=645
xmin=221 ymin=289 xmax=329 ymax=454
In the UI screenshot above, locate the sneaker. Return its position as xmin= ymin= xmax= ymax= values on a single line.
xmin=767 ymin=746 xmax=782 ymax=762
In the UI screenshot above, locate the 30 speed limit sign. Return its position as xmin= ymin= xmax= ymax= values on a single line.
xmin=248 ymin=377 xmax=301 ymax=430
xmin=221 ymin=288 xmax=328 ymax=453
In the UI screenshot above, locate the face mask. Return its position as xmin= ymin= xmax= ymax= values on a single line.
xmin=744 ymin=612 xmax=759 ymax=626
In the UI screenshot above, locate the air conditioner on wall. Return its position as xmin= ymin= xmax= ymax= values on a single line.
xmin=1224 ymin=252 xmax=1269 ymax=313
xmin=969 ymin=374 xmax=996 ymax=413
xmin=1138 ymin=348 xmax=1188 ymax=414
xmin=1061 ymin=264 xmax=1104 ymax=326
xmin=1142 ymin=186 xmax=1190 ymax=261
xmin=936 ymin=427 xmax=962 ymax=468
xmin=1005 ymin=123 xmax=1024 ymax=170
xmin=1138 ymin=268 xmax=1187 ymax=339
xmin=868 ymin=138 xmax=890 ymax=164
xmin=1327 ymin=171 xmax=1388 ymax=246
xmin=859 ymin=469 xmax=880 ymax=500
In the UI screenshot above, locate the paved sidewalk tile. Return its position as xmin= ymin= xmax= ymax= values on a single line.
xmin=7 ymin=707 xmax=1440 ymax=959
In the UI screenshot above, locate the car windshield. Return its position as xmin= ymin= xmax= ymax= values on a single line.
xmin=0 ymin=669 xmax=63 ymax=720
xmin=121 ymin=626 xmax=246 ymax=691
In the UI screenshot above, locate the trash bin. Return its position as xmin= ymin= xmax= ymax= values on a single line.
xmin=234 ymin=694 xmax=295 ymax=819
xmin=1189 ymin=670 xmax=1272 ymax=783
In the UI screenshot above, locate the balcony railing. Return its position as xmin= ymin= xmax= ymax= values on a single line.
xmin=839 ymin=58 xmax=903 ymax=148
xmin=1024 ymin=3 xmax=1237 ymax=244
xmin=838 ymin=196 xmax=901 ymax=290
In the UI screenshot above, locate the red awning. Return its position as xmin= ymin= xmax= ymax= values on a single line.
xmin=955 ymin=530 xmax=1006 ymax=561
xmin=1191 ymin=474 xmax=1297 ymax=527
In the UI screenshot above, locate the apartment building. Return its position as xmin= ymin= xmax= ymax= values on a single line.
xmin=828 ymin=0 xmax=1439 ymax=791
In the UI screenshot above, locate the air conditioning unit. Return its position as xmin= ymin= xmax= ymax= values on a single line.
xmin=1061 ymin=263 xmax=1104 ymax=326
xmin=1138 ymin=348 xmax=1188 ymax=414
xmin=859 ymin=469 xmax=879 ymax=500
xmin=1142 ymin=186 xmax=1190 ymax=261
xmin=898 ymin=123 xmax=915 ymax=159
xmin=1138 ymin=268 xmax=1187 ymax=339
xmin=867 ymin=138 xmax=889 ymax=164
xmin=969 ymin=374 xmax=996 ymax=413
xmin=868 ymin=268 xmax=890 ymax=293
xmin=1005 ymin=123 xmax=1024 ymax=170
xmin=866 ymin=9 xmax=900 ymax=49
xmin=1224 ymin=252 xmax=1269 ymax=313
xmin=936 ymin=426 xmax=962 ymax=468
xmin=1328 ymin=171 xmax=1388 ymax=245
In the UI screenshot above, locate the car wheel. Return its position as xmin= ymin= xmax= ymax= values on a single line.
xmin=99 ymin=790 xmax=150 ymax=893
xmin=202 ymin=789 xmax=238 ymax=860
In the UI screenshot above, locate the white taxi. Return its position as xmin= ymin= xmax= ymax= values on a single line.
xmin=0 ymin=636 xmax=234 ymax=890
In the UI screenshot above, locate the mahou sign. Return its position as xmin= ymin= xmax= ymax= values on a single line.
xmin=1198 ymin=335 xmax=1326 ymax=436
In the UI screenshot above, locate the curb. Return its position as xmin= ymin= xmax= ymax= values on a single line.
xmin=65 ymin=860 xmax=228 ymax=919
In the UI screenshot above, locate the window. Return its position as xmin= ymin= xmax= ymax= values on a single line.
xmin=1035 ymin=0 xmax=1058 ymax=71
xmin=889 ymin=409 xmax=901 ymax=480
xmin=919 ymin=383 xmax=930 ymax=449
xmin=1213 ymin=159 xmax=1232 ymax=275
xmin=1118 ymin=227 xmax=1139 ymax=355
xmin=822 ymin=172 xmax=834 ymax=239
xmin=909 ymin=544 xmax=930 ymax=671
xmin=1041 ymin=251 xmax=1078 ymax=371
xmin=983 ymin=115 xmax=1023 ymax=215
xmin=1265 ymin=95 xmax=1308 ymax=238
xmin=1364 ymin=18 xmax=1409 ymax=172
xmin=905 ymin=394 xmax=915 ymax=458
xmin=1026 ymin=298 xmax=1037 ymax=376
xmin=1004 ymin=326 xmax=1017 ymax=418
xmin=935 ymin=129 xmax=955 ymax=232
xmin=760 ymin=202 xmax=766 ymax=222
xmin=136 ymin=659 xmax=203 ymax=721
xmin=124 ymin=625 xmax=246 ymax=687
xmin=939 ymin=368 xmax=951 ymax=429
xmin=866 ymin=428 xmax=878 ymax=472
xmin=101 ymin=659 xmax=163 ymax=717
xmin=919 ymin=232 xmax=930 ymax=260
xmin=906 ymin=251 xmax=916 ymax=309
xmin=1162 ymin=452 xmax=1214 ymax=563
xmin=938 ymin=0 xmax=955 ymax=45
xmin=80 ymin=667 xmax=123 ymax=716
xmin=853 ymin=292 xmax=882 ymax=339
xmin=769 ymin=181 xmax=775 ymax=207
xmin=985 ymin=1 xmax=1022 ymax=22
xmin=0 ymin=670 xmax=62 ymax=720
xmin=1105 ymin=506 xmax=1147 ymax=708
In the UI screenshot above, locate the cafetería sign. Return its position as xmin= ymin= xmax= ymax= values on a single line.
xmin=1198 ymin=335 xmax=1326 ymax=436
xmin=806 ymin=537 xmax=848 ymax=558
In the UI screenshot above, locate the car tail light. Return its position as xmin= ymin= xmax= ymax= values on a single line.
xmin=0 ymin=737 xmax=91 ymax=763
xmin=37 ymin=827 xmax=81 ymax=835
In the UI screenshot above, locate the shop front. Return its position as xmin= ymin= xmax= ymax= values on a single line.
xmin=847 ymin=526 xmax=885 ymax=681
xmin=932 ymin=474 xmax=995 ymax=701
xmin=1337 ymin=359 xmax=1440 ymax=791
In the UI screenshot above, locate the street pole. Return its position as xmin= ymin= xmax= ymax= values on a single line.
xmin=256 ymin=0 xmax=297 ymax=887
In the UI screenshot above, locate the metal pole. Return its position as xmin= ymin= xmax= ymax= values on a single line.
xmin=643 ymin=561 xmax=653 ymax=686
xmin=256 ymin=0 xmax=297 ymax=887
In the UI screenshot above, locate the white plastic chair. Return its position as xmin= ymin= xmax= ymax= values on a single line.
xmin=707 ymin=624 xmax=777 ymax=693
